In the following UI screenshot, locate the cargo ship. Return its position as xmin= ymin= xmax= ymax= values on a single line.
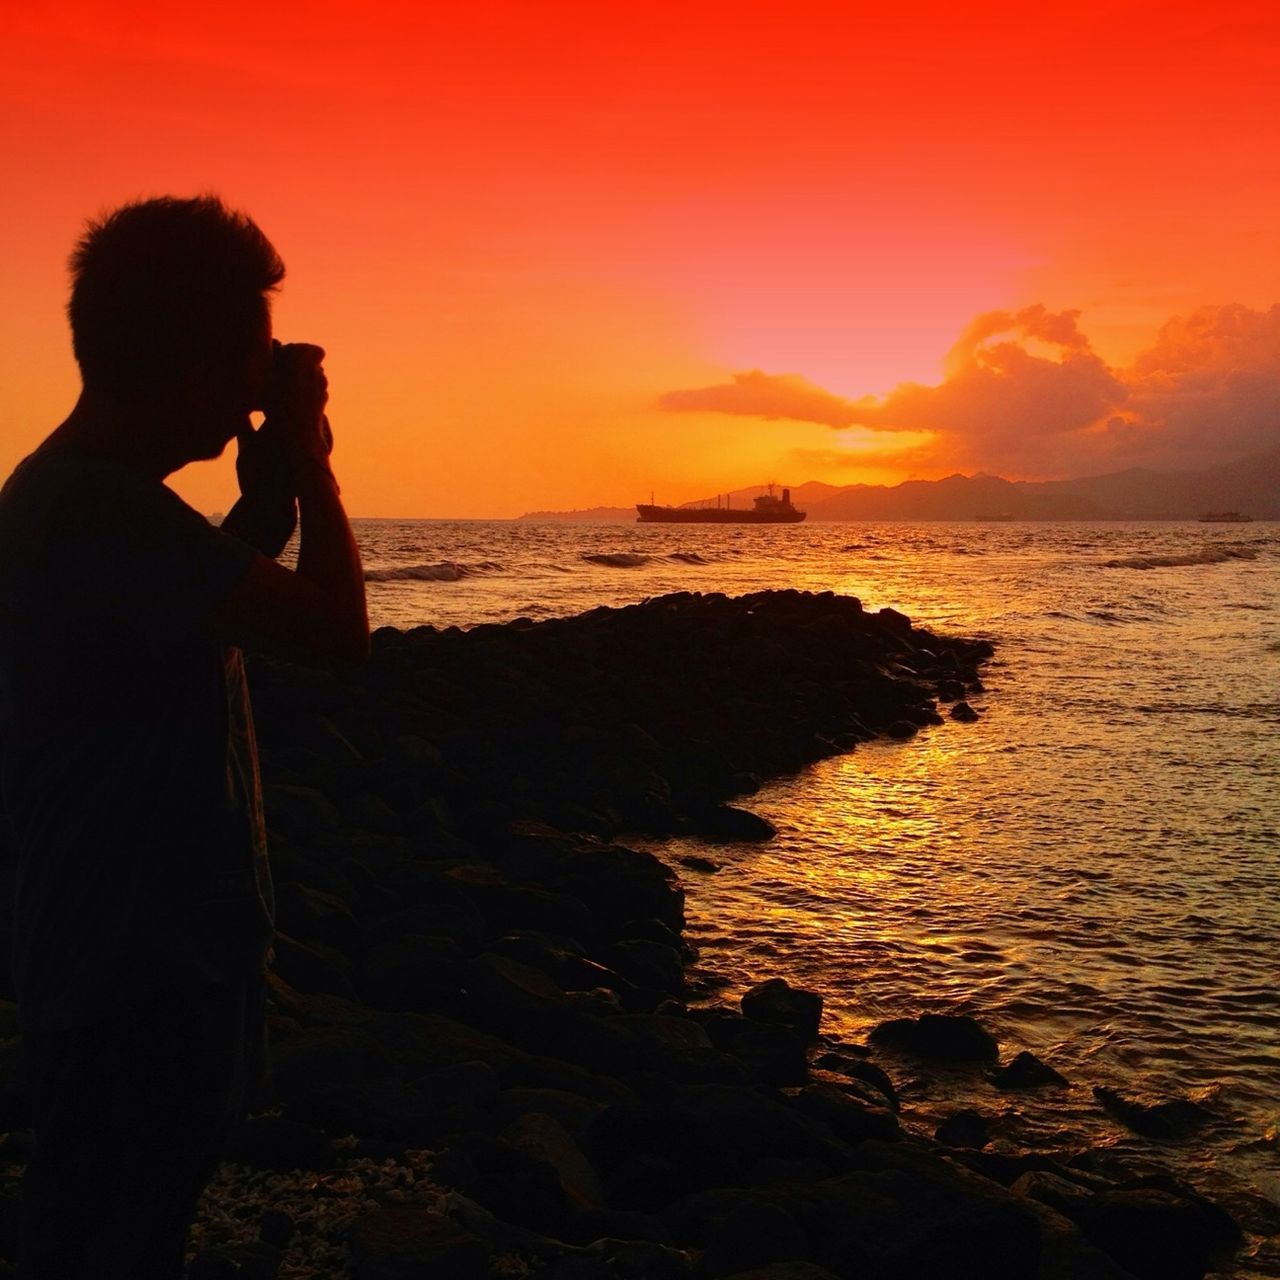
xmin=636 ymin=486 xmax=807 ymax=524
xmin=1197 ymin=512 xmax=1253 ymax=523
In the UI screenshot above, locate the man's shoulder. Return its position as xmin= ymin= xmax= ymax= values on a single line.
xmin=2 ymin=446 xmax=203 ymax=537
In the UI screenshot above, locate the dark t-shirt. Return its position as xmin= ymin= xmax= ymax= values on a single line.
xmin=0 ymin=444 xmax=273 ymax=1031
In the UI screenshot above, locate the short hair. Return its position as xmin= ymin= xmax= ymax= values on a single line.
xmin=68 ymin=195 xmax=285 ymax=395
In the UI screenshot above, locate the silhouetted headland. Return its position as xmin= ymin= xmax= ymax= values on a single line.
xmin=1 ymin=590 xmax=1242 ymax=1275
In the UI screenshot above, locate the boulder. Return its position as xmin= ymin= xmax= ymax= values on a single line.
xmin=225 ymin=1115 xmax=333 ymax=1173
xmin=360 ymin=934 xmax=468 ymax=1013
xmin=990 ymin=1050 xmax=1067 ymax=1090
xmin=262 ymin=784 xmax=343 ymax=841
xmin=701 ymin=1197 xmax=808 ymax=1276
xmin=189 ymin=1243 xmax=280 ymax=1280
xmin=935 ymin=1108 xmax=990 ymax=1149
xmin=271 ymin=932 xmax=358 ymax=1000
xmin=1077 ymin=1188 xmax=1237 ymax=1280
xmin=788 ymin=1083 xmax=900 ymax=1144
xmin=431 ymin=1133 xmax=577 ymax=1237
xmin=1093 ymin=1086 xmax=1214 ymax=1139
xmin=348 ymin=1206 xmax=491 ymax=1280
xmin=694 ymin=806 xmax=777 ymax=843
xmin=868 ymin=1013 xmax=999 ymax=1063
xmin=741 ymin=978 xmax=823 ymax=1040
xmin=502 ymin=1110 xmax=604 ymax=1208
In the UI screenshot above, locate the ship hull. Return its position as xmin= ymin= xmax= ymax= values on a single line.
xmin=636 ymin=505 xmax=806 ymax=523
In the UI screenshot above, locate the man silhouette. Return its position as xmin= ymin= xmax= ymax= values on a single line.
xmin=0 ymin=196 xmax=368 ymax=1278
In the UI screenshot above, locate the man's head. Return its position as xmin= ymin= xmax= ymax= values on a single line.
xmin=68 ymin=196 xmax=284 ymax=457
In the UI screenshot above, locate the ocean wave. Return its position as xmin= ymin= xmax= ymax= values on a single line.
xmin=581 ymin=550 xmax=712 ymax=568
xmin=582 ymin=552 xmax=651 ymax=568
xmin=365 ymin=560 xmax=502 ymax=582
xmin=1103 ymin=547 xmax=1258 ymax=570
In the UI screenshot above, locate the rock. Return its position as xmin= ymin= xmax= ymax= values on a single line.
xmin=677 ymin=854 xmax=721 ymax=874
xmin=1011 ymin=1169 xmax=1094 ymax=1218
xmin=1093 ymin=1086 xmax=1214 ymax=1139
xmin=990 ymin=1050 xmax=1068 ymax=1089
xmin=262 ymin=784 xmax=343 ymax=841
xmin=502 ymin=1110 xmax=604 ymax=1208
xmin=360 ymin=933 xmax=468 ymax=1012
xmin=376 ymin=899 xmax=486 ymax=952
xmin=694 ymin=806 xmax=777 ymax=843
xmin=259 ymin=1209 xmax=296 ymax=1248
xmin=876 ymin=606 xmax=913 ymax=635
xmin=271 ymin=932 xmax=359 ymax=1000
xmin=431 ymin=1134 xmax=577 ymax=1237
xmin=720 ymin=1267 xmax=840 ymax=1280
xmin=741 ymin=978 xmax=823 ymax=1040
xmin=884 ymin=720 xmax=918 ymax=740
xmin=701 ymin=1198 xmax=808 ymax=1276
xmin=604 ymin=938 xmax=685 ymax=996
xmin=699 ymin=1010 xmax=810 ymax=1088
xmin=585 ymin=1238 xmax=693 ymax=1279
xmin=588 ymin=1085 xmax=850 ymax=1211
xmin=189 ymin=1243 xmax=280 ymax=1280
xmin=348 ymin=1206 xmax=491 ymax=1280
xmin=569 ymin=1207 xmax=674 ymax=1247
xmin=935 ymin=1108 xmax=990 ymax=1149
xmin=341 ymin=790 xmax=406 ymax=835
xmin=1016 ymin=1197 xmax=1138 ymax=1280
xmin=810 ymin=1052 xmax=898 ymax=1109
xmin=1077 ymin=1188 xmax=1236 ymax=1280
xmin=868 ymin=1013 xmax=999 ymax=1063
xmin=729 ymin=1142 xmax=1043 ymax=1279
xmin=274 ymin=880 xmax=362 ymax=953
xmin=789 ymin=1083 xmax=900 ymax=1144
xmin=496 ymin=1087 xmax=605 ymax=1140
xmin=950 ymin=701 xmax=981 ymax=722
xmin=267 ymin=1025 xmax=398 ymax=1109
xmin=225 ymin=1115 xmax=333 ymax=1173
xmin=463 ymin=953 xmax=640 ymax=1075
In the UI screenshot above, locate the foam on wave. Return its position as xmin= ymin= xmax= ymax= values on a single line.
xmin=582 ymin=552 xmax=651 ymax=568
xmin=365 ymin=560 xmax=502 ymax=582
xmin=1104 ymin=547 xmax=1259 ymax=570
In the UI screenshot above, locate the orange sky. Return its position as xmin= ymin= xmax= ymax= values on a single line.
xmin=2 ymin=0 xmax=1278 ymax=515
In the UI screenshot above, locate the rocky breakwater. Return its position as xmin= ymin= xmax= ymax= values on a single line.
xmin=0 ymin=591 xmax=1244 ymax=1277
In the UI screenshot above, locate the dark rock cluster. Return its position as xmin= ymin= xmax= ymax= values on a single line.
xmin=0 ymin=591 xmax=1243 ymax=1277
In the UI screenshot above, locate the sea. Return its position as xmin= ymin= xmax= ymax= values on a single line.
xmin=353 ymin=517 xmax=1280 ymax=1274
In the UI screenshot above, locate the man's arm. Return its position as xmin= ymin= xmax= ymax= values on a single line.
xmin=213 ymin=346 xmax=368 ymax=666
xmin=218 ymin=425 xmax=297 ymax=559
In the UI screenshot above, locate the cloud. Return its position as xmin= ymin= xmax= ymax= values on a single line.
xmin=1119 ymin=304 xmax=1280 ymax=466
xmin=660 ymin=303 xmax=1280 ymax=475
xmin=658 ymin=371 xmax=863 ymax=428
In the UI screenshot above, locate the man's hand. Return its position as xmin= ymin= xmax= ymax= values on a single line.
xmin=214 ymin=338 xmax=368 ymax=666
xmin=264 ymin=342 xmax=333 ymax=468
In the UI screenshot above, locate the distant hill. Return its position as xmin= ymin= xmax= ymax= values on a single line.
xmin=518 ymin=450 xmax=1280 ymax=521
xmin=806 ymin=448 xmax=1280 ymax=520
xmin=516 ymin=505 xmax=635 ymax=522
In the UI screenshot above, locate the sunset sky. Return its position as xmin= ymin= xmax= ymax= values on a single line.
xmin=2 ymin=1 xmax=1278 ymax=516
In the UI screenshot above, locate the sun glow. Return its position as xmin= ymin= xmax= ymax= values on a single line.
xmin=3 ymin=2 xmax=1278 ymax=513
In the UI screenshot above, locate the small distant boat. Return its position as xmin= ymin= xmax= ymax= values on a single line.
xmin=637 ymin=485 xmax=806 ymax=524
xmin=1198 ymin=512 xmax=1252 ymax=523
xmin=974 ymin=513 xmax=1015 ymax=522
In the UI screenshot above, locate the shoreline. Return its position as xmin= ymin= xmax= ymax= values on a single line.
xmin=1 ymin=590 xmax=1251 ymax=1277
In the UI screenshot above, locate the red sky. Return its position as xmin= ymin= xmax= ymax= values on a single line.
xmin=2 ymin=0 xmax=1278 ymax=515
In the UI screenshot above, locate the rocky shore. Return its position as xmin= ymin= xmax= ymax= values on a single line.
xmin=0 ymin=591 xmax=1244 ymax=1277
